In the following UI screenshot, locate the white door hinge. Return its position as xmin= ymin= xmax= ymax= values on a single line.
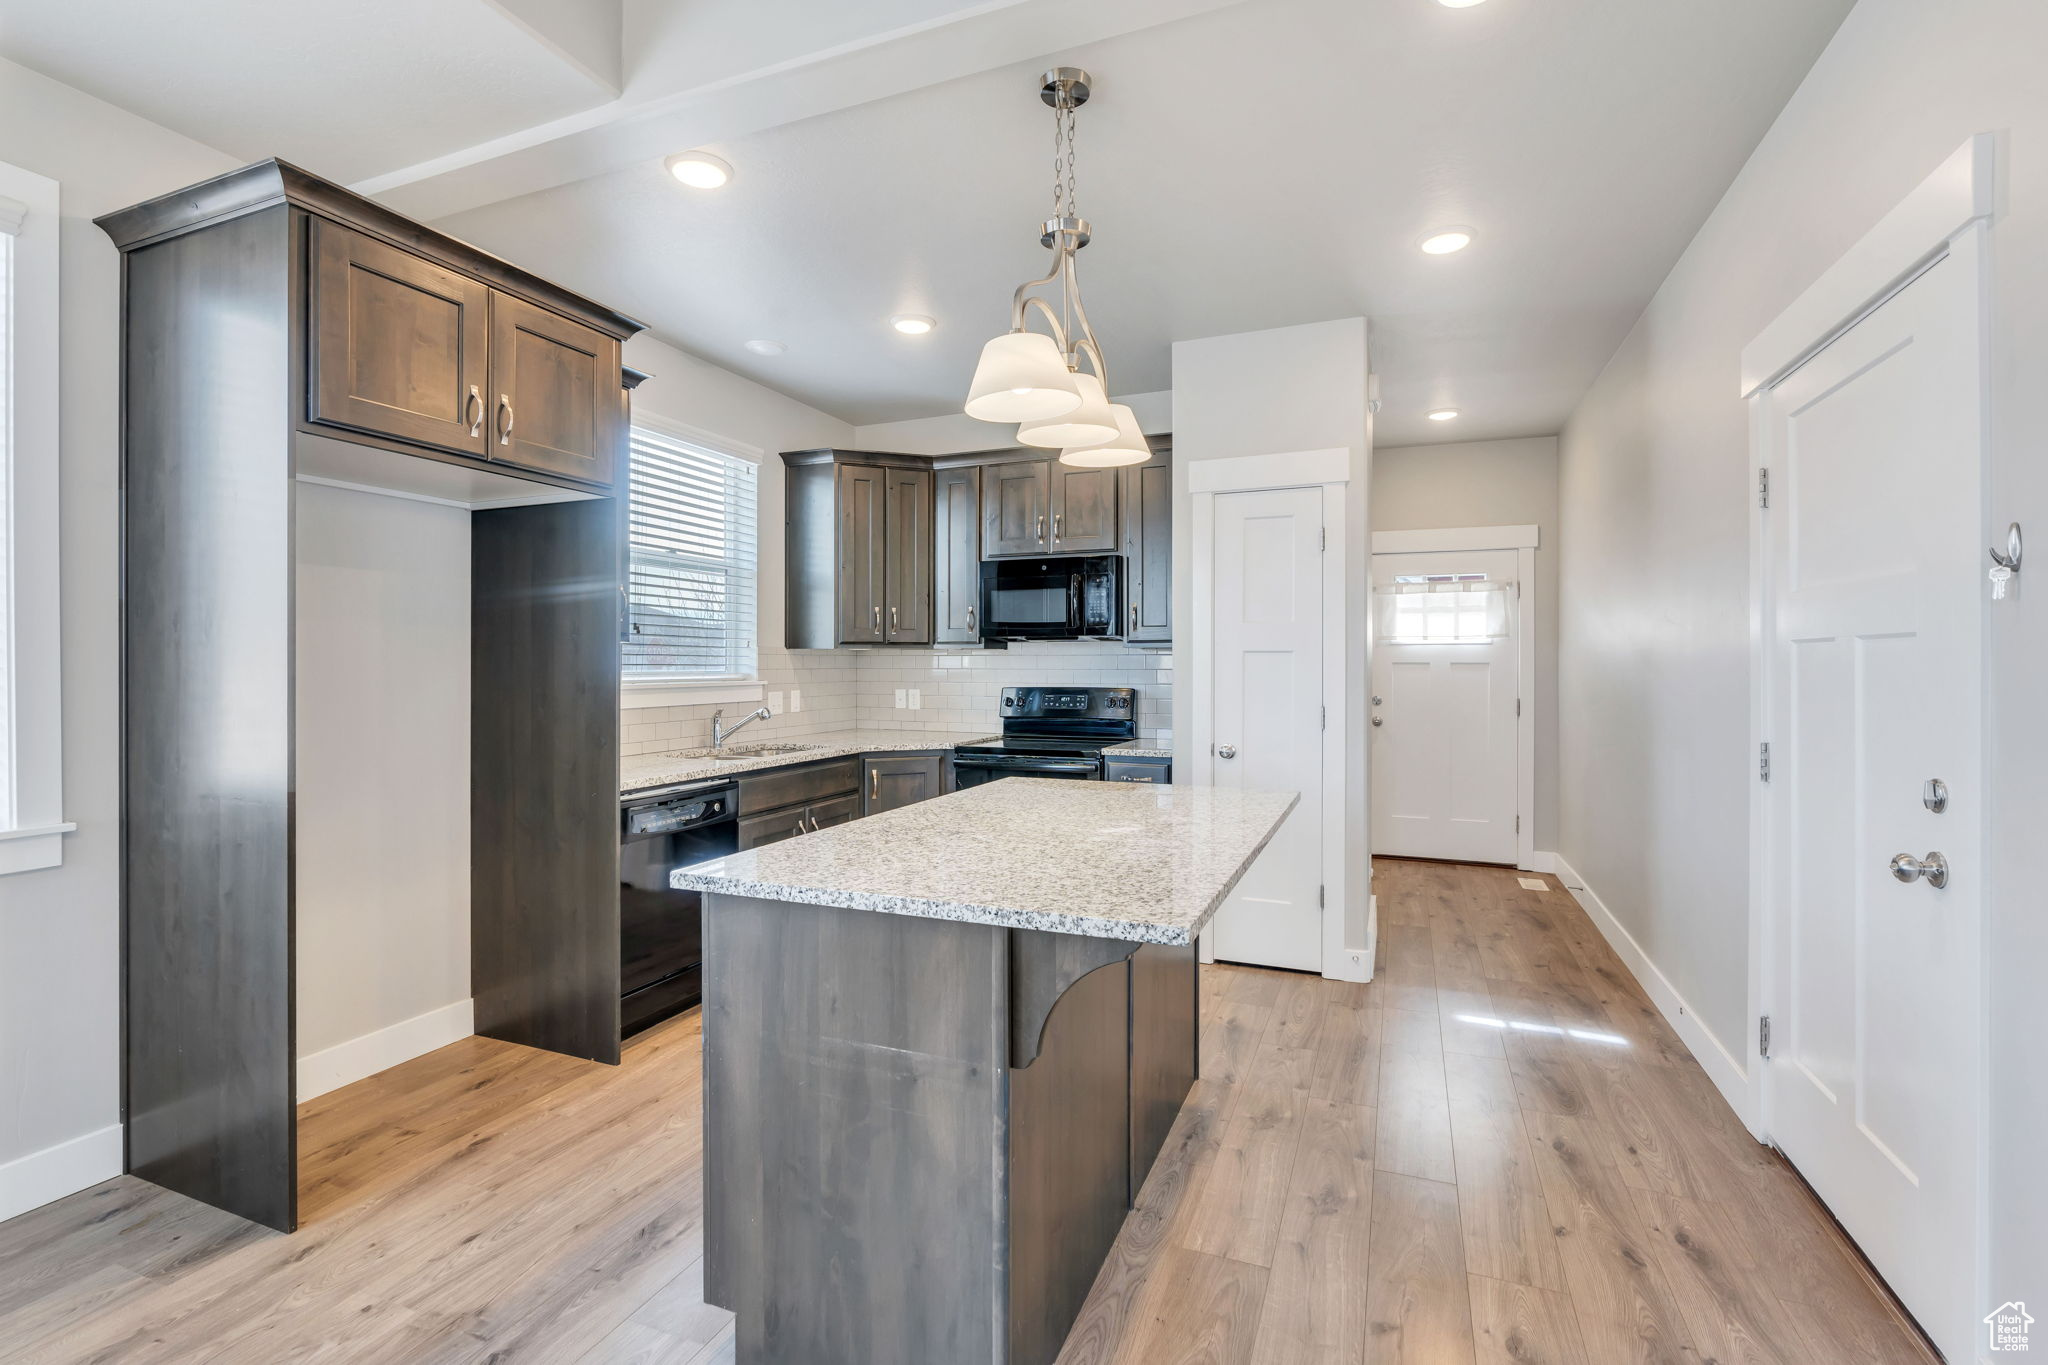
xmin=1758 ymin=468 xmax=1771 ymax=509
xmin=1320 ymin=526 xmax=1327 ymax=551
xmin=1759 ymin=742 xmax=1771 ymax=783
xmin=1516 ymin=697 xmax=1522 ymax=717
xmin=1515 ymin=814 xmax=1521 ymax=834
xmin=1321 ymin=705 xmax=1326 ymax=730
xmin=1758 ymin=1014 xmax=1772 ymax=1058
xmin=1318 ymin=884 xmax=1325 ymax=908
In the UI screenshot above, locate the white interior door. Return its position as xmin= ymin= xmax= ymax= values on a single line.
xmin=1208 ymin=486 xmax=1324 ymax=972
xmin=1369 ymin=548 xmax=1520 ymax=863
xmin=1764 ymin=243 xmax=1983 ymax=1362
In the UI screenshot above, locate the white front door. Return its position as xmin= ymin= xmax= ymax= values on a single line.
xmin=1369 ymin=548 xmax=1520 ymax=863
xmin=1763 ymin=241 xmax=1983 ymax=1363
xmin=1208 ymin=486 xmax=1324 ymax=972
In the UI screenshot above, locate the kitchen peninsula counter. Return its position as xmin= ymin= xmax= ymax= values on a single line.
xmin=674 ymin=778 xmax=1297 ymax=1365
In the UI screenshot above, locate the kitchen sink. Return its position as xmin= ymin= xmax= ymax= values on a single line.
xmin=696 ymin=742 xmax=823 ymax=760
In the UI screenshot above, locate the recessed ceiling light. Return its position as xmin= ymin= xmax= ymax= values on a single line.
xmin=1419 ymin=226 xmax=1475 ymax=255
xmin=1435 ymin=0 xmax=1488 ymax=7
xmin=890 ymin=314 xmax=936 ymax=335
xmin=665 ymin=151 xmax=733 ymax=189
xmin=743 ymin=339 xmax=786 ymax=356
xmin=1428 ymin=408 xmax=1461 ymax=421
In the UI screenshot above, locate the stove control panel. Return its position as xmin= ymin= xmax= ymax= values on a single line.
xmin=999 ymin=686 xmax=1138 ymax=719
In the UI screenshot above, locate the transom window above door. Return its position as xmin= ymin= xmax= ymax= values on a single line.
xmin=1375 ymin=578 xmax=1512 ymax=644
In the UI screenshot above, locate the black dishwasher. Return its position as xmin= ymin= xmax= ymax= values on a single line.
xmin=620 ymin=782 xmax=737 ymax=1036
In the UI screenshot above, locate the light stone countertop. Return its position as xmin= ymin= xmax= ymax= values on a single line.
xmin=1102 ymin=739 xmax=1174 ymax=760
xmin=671 ymin=777 xmax=1297 ymax=944
xmin=621 ymin=728 xmax=1000 ymax=795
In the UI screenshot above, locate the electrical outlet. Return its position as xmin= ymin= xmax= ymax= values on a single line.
xmin=789 ymin=689 xmax=802 ymax=712
xmin=766 ymin=691 xmax=784 ymax=715
xmin=894 ymin=688 xmax=908 ymax=708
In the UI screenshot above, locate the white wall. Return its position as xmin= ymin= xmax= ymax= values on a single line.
xmin=294 ymin=483 xmax=473 ymax=1100
xmin=0 ymin=58 xmax=239 ymax=1221
xmin=1554 ymin=0 xmax=2048 ymax=1312
xmin=1372 ymin=436 xmax=1559 ymax=851
xmin=1171 ymin=318 xmax=1372 ymax=960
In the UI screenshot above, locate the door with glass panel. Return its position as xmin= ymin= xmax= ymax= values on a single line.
xmin=1369 ymin=549 xmax=1519 ymax=863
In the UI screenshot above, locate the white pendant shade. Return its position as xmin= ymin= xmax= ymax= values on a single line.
xmin=1016 ymin=372 xmax=1117 ymax=449
xmin=964 ymin=331 xmax=1083 ymax=423
xmin=1057 ymin=403 xmax=1149 ymax=467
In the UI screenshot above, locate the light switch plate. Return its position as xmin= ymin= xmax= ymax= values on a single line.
xmin=789 ymin=689 xmax=802 ymax=712
xmin=909 ymin=688 xmax=922 ymax=710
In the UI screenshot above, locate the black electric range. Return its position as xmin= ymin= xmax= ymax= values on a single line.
xmin=952 ymin=686 xmax=1137 ymax=785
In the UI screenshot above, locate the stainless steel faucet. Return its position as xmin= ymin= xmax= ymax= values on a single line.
xmin=711 ymin=705 xmax=773 ymax=750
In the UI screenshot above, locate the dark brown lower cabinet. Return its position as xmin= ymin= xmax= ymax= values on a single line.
xmin=863 ymin=752 xmax=946 ymax=814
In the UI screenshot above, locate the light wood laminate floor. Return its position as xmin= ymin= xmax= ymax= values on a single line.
xmin=0 ymin=860 xmax=1936 ymax=1364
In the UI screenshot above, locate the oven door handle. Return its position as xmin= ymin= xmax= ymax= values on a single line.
xmin=953 ymin=755 xmax=1101 ymax=774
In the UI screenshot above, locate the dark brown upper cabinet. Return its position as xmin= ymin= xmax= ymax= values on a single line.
xmin=884 ymin=467 xmax=933 ymax=643
xmin=932 ymin=465 xmax=982 ymax=644
xmin=488 ymin=292 xmax=622 ymax=486
xmin=1049 ymin=463 xmax=1119 ymax=553
xmin=983 ymin=459 xmax=1051 ymax=556
xmin=309 ymin=217 xmax=491 ymax=458
xmin=834 ymin=463 xmax=887 ymax=643
xmin=1121 ymin=444 xmax=1171 ymax=642
xmin=307 ymin=216 xmax=621 ymax=488
xmin=785 ymin=451 xmax=933 ymax=648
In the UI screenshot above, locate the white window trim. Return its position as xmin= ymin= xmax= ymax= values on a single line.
xmin=0 ymin=161 xmax=72 ymax=875
xmin=620 ymin=411 xmax=764 ymax=708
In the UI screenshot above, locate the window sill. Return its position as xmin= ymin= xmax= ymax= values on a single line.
xmin=621 ymin=678 xmax=766 ymax=710
xmin=0 ymin=823 xmax=77 ymax=876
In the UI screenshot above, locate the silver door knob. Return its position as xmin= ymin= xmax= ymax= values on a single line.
xmin=1217 ymin=745 xmax=1237 ymax=759
xmin=1371 ymin=715 xmax=1383 ymax=727
xmin=1889 ymin=851 xmax=1949 ymax=888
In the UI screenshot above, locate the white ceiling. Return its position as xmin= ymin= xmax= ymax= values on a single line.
xmin=2 ymin=0 xmax=1853 ymax=443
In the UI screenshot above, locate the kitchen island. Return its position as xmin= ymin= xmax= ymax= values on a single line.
xmin=672 ymin=777 xmax=1296 ymax=1365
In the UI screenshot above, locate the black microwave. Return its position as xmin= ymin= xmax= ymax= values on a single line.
xmin=978 ymin=556 xmax=1124 ymax=641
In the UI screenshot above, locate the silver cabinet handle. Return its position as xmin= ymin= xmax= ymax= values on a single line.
xmin=1130 ymin=604 xmax=1139 ymax=630
xmin=1036 ymin=514 xmax=1045 ymax=543
xmin=465 ymin=385 xmax=483 ymax=437
xmin=1889 ymin=851 xmax=1949 ymax=888
xmin=870 ymin=770 xmax=880 ymax=803
xmin=967 ymin=604 xmax=976 ymax=629
xmin=891 ymin=605 xmax=899 ymax=633
xmin=1371 ymin=715 xmax=1383 ymax=727
xmin=1054 ymin=513 xmax=1063 ymax=541
xmin=497 ymin=393 xmax=514 ymax=446
xmin=1217 ymin=745 xmax=1237 ymax=760
xmin=872 ymin=604 xmax=881 ymax=633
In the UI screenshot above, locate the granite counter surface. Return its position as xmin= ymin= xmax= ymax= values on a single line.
xmin=621 ymin=728 xmax=1000 ymax=795
xmin=671 ymin=777 xmax=1297 ymax=944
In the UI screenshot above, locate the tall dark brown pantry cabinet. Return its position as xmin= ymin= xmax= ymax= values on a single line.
xmin=99 ymin=159 xmax=644 ymax=1234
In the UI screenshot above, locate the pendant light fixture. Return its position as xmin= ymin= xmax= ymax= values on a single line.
xmin=963 ymin=68 xmax=1149 ymax=467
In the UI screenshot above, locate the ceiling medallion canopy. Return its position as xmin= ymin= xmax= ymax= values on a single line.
xmin=963 ymin=68 xmax=1149 ymax=468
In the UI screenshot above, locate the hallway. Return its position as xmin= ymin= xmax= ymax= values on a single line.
xmin=1058 ymin=858 xmax=1940 ymax=1364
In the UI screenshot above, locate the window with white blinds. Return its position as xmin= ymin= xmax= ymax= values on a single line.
xmin=624 ymin=422 xmax=759 ymax=680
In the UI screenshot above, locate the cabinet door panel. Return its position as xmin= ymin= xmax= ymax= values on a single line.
xmin=1121 ymin=453 xmax=1172 ymax=641
xmin=1050 ymin=465 xmax=1118 ymax=552
xmin=933 ymin=466 xmax=982 ymax=644
xmin=308 ymin=217 xmax=489 ymax=456
xmin=984 ymin=460 xmax=1050 ymax=556
xmin=836 ymin=465 xmax=887 ymax=642
xmin=489 ymin=292 xmax=621 ymax=486
xmin=885 ymin=467 xmax=932 ymax=643
xmin=863 ymin=754 xmax=944 ymax=815
xmin=737 ymin=806 xmax=809 ymax=850
xmin=807 ymin=793 xmax=861 ymax=830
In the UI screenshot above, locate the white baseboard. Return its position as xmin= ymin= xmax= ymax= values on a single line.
xmin=1323 ymin=893 xmax=1377 ymax=983
xmin=1520 ymin=850 xmax=1560 ymax=874
xmin=0 ymin=1122 xmax=122 ymax=1223
xmin=297 ymin=998 xmax=474 ymax=1102
xmin=1552 ymin=856 xmax=1752 ymax=1124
